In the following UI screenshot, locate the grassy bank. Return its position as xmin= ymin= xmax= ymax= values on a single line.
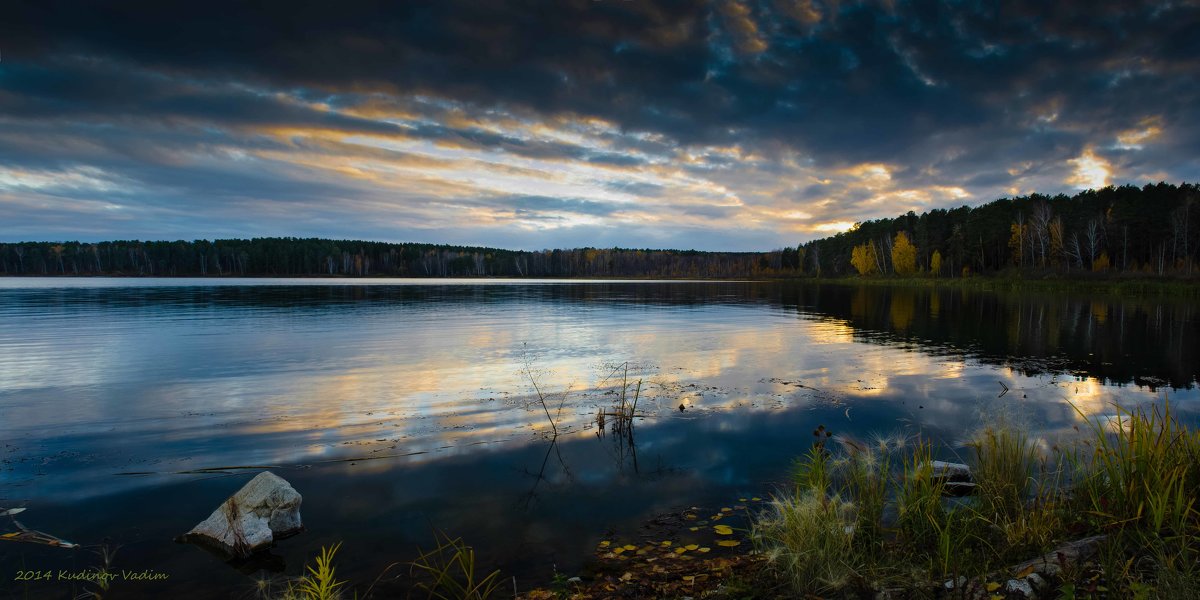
xmin=753 ymin=400 xmax=1200 ymax=598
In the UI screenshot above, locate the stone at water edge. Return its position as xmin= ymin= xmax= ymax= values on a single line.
xmin=929 ymin=461 xmax=973 ymax=483
xmin=178 ymin=471 xmax=303 ymax=558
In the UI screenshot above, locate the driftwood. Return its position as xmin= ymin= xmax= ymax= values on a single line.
xmin=1012 ymin=534 xmax=1108 ymax=577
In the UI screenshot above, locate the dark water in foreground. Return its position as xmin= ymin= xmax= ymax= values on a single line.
xmin=1 ymin=278 xmax=1197 ymax=598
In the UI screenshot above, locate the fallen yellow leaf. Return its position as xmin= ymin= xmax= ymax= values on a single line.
xmin=698 ymin=547 xmax=711 ymax=553
xmin=713 ymin=524 xmax=734 ymax=535
xmin=986 ymin=582 xmax=1000 ymax=592
xmin=623 ymin=544 xmax=637 ymax=551
xmin=685 ymin=544 xmax=699 ymax=550
xmin=717 ymin=540 xmax=740 ymax=547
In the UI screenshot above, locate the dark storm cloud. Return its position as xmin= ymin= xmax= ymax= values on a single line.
xmin=6 ymin=0 xmax=1197 ymax=163
xmin=2 ymin=0 xmax=1199 ymax=248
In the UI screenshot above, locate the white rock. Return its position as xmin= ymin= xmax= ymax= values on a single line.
xmin=181 ymin=471 xmax=302 ymax=557
xmin=1005 ymin=578 xmax=1036 ymax=598
xmin=943 ymin=575 xmax=967 ymax=590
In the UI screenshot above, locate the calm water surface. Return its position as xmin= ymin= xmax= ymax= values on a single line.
xmin=1 ymin=278 xmax=1197 ymax=598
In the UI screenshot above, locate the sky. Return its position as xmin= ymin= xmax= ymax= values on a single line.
xmin=2 ymin=0 xmax=1198 ymax=251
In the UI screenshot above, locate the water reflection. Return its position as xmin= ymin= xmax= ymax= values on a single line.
xmin=781 ymin=284 xmax=1199 ymax=389
xmin=1 ymin=279 xmax=1197 ymax=599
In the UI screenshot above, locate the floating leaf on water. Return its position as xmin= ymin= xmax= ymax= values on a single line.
xmin=720 ymin=507 xmax=732 ymax=513
xmin=688 ymin=527 xmax=699 ymax=532
xmin=622 ymin=544 xmax=637 ymax=551
xmin=683 ymin=513 xmax=697 ymax=520
xmin=717 ymin=540 xmax=740 ymax=547
xmin=674 ymin=547 xmax=687 ymax=554
xmin=698 ymin=547 xmax=711 ymax=553
xmin=660 ymin=540 xmax=672 ymax=547
xmin=713 ymin=525 xmax=733 ymax=535
xmin=598 ymin=540 xmax=611 ymax=548
xmin=682 ymin=575 xmax=695 ymax=583
xmin=738 ymin=498 xmax=747 ymax=502
xmin=751 ymin=497 xmax=762 ymax=501
xmin=612 ymin=547 xmax=625 ymax=555
xmin=685 ymin=544 xmax=699 ymax=551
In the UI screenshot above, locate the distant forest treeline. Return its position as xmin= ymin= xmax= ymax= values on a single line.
xmin=0 ymin=238 xmax=790 ymax=278
xmin=1 ymin=182 xmax=1196 ymax=279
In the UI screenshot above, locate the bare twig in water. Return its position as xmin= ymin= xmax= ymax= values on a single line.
xmin=1 ymin=510 xmax=79 ymax=549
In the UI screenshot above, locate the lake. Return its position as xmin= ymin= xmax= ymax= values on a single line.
xmin=1 ymin=278 xmax=1198 ymax=598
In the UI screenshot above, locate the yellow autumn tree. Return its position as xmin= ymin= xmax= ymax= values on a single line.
xmin=1092 ymin=251 xmax=1111 ymax=272
xmin=930 ymin=250 xmax=942 ymax=277
xmin=1008 ymin=221 xmax=1024 ymax=267
xmin=850 ymin=243 xmax=878 ymax=276
xmin=891 ymin=231 xmax=917 ymax=275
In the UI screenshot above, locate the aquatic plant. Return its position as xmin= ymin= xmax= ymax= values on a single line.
xmin=408 ymin=531 xmax=503 ymax=600
xmin=273 ymin=543 xmax=345 ymax=600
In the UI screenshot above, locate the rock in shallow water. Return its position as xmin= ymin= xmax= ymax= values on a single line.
xmin=929 ymin=461 xmax=973 ymax=483
xmin=179 ymin=471 xmax=303 ymax=558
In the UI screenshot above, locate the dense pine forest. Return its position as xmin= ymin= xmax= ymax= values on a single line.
xmin=811 ymin=181 xmax=1198 ymax=278
xmin=1 ymin=182 xmax=1195 ymax=279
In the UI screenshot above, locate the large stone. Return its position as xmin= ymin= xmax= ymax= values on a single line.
xmin=179 ymin=471 xmax=302 ymax=557
xmin=922 ymin=461 xmax=976 ymax=496
xmin=929 ymin=461 xmax=973 ymax=483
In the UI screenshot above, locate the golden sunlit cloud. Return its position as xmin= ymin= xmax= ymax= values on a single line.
xmin=1066 ymin=148 xmax=1112 ymax=190
xmin=1115 ymin=116 xmax=1164 ymax=149
xmin=813 ymin=221 xmax=855 ymax=233
xmin=717 ymin=0 xmax=768 ymax=55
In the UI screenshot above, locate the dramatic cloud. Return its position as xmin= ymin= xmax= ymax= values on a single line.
xmin=1 ymin=0 xmax=1198 ymax=249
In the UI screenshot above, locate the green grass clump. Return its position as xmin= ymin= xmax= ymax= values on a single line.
xmin=753 ymin=400 xmax=1200 ymax=597
xmin=1068 ymin=400 xmax=1200 ymax=535
xmin=750 ymin=491 xmax=860 ymax=593
xmin=969 ymin=424 xmax=1035 ymax=522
